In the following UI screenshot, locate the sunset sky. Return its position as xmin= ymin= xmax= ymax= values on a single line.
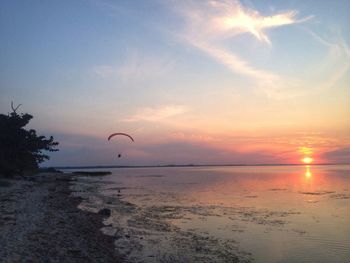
xmin=1 ymin=0 xmax=349 ymax=166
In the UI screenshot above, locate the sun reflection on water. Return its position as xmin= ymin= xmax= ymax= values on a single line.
xmin=305 ymin=165 xmax=312 ymax=178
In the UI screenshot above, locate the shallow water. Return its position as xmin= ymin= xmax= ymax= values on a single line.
xmin=71 ymin=165 xmax=350 ymax=262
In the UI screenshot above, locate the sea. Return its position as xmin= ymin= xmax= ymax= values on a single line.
xmin=67 ymin=165 xmax=350 ymax=262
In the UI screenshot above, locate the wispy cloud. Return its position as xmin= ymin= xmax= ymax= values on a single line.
xmin=305 ymin=28 xmax=350 ymax=91
xmin=322 ymin=147 xmax=350 ymax=163
xmin=135 ymin=141 xmax=280 ymax=165
xmin=94 ymin=65 xmax=116 ymax=78
xmin=94 ymin=50 xmax=175 ymax=81
xmin=184 ymin=0 xmax=310 ymax=45
xmin=186 ymin=40 xmax=304 ymax=99
xmin=169 ymin=0 xmax=311 ymax=98
xmin=123 ymin=105 xmax=189 ymax=122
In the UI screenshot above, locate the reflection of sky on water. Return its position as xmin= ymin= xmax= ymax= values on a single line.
xmin=74 ymin=165 xmax=350 ymax=262
xmin=108 ymin=165 xmax=348 ymax=207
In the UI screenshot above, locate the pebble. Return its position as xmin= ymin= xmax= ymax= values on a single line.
xmin=98 ymin=208 xmax=111 ymax=217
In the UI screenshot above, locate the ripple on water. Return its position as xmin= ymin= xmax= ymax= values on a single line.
xmin=302 ymin=235 xmax=350 ymax=255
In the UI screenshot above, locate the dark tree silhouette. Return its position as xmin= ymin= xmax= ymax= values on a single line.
xmin=0 ymin=102 xmax=59 ymax=177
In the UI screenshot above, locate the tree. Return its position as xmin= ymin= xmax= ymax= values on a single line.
xmin=0 ymin=102 xmax=59 ymax=177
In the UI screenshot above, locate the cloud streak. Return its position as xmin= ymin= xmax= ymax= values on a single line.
xmin=322 ymin=147 xmax=350 ymax=164
xmin=94 ymin=50 xmax=175 ymax=81
xmin=170 ymin=0 xmax=311 ymax=98
xmin=205 ymin=1 xmax=310 ymax=45
xmin=305 ymin=28 xmax=350 ymax=92
xmin=123 ymin=105 xmax=189 ymax=122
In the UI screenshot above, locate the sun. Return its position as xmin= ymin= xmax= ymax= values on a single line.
xmin=302 ymin=157 xmax=313 ymax=164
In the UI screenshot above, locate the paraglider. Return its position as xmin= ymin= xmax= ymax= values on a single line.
xmin=108 ymin=133 xmax=134 ymax=158
xmin=107 ymin=133 xmax=134 ymax=142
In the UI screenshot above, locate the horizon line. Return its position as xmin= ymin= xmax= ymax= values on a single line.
xmin=48 ymin=163 xmax=350 ymax=170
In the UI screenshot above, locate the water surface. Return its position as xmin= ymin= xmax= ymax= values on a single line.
xmin=71 ymin=165 xmax=350 ymax=262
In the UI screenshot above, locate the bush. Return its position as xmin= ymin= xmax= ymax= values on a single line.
xmin=0 ymin=103 xmax=59 ymax=177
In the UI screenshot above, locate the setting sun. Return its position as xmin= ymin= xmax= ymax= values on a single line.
xmin=302 ymin=157 xmax=314 ymax=164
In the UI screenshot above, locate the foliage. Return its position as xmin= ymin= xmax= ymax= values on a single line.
xmin=0 ymin=104 xmax=59 ymax=177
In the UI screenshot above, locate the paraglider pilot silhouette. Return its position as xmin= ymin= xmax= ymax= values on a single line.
xmin=108 ymin=133 xmax=134 ymax=159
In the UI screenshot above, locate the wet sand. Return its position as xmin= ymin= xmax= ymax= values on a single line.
xmin=0 ymin=173 xmax=123 ymax=263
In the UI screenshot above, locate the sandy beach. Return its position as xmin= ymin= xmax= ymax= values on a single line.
xmin=0 ymin=173 xmax=123 ymax=263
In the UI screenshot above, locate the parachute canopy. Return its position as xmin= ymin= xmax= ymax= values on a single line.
xmin=107 ymin=133 xmax=134 ymax=142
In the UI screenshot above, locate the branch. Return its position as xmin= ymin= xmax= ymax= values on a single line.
xmin=11 ymin=101 xmax=22 ymax=114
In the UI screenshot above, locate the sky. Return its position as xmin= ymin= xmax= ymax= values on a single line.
xmin=1 ymin=0 xmax=349 ymax=166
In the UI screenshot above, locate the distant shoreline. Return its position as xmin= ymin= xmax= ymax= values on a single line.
xmin=50 ymin=163 xmax=350 ymax=170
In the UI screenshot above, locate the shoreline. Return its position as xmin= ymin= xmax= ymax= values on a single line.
xmin=52 ymin=163 xmax=350 ymax=170
xmin=0 ymin=173 xmax=123 ymax=262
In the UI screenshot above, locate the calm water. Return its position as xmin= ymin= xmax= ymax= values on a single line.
xmin=71 ymin=165 xmax=350 ymax=262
